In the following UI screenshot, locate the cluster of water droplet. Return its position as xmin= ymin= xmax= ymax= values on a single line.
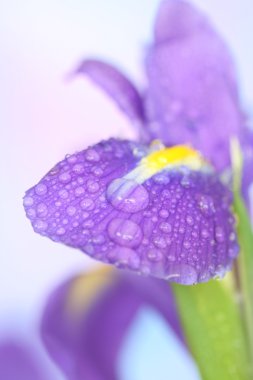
xmin=24 ymin=138 xmax=238 ymax=285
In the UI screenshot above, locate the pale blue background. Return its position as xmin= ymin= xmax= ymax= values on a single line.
xmin=0 ymin=1 xmax=252 ymax=379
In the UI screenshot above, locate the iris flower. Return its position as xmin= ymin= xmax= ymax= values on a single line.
xmin=23 ymin=0 xmax=252 ymax=286
xmin=41 ymin=268 xmax=195 ymax=380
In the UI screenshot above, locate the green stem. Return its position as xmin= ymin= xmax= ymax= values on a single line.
xmin=234 ymin=192 xmax=253 ymax=374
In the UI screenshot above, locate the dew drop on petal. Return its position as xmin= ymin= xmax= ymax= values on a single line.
xmin=85 ymin=149 xmax=100 ymax=162
xmin=159 ymin=222 xmax=172 ymax=233
xmin=33 ymin=220 xmax=48 ymax=232
xmin=80 ymin=198 xmax=94 ymax=210
xmin=166 ymin=264 xmax=197 ymax=285
xmin=107 ymin=218 xmax=142 ymax=248
xmin=35 ymin=183 xmax=48 ymax=196
xmin=107 ymin=178 xmax=149 ymax=213
xmin=66 ymin=206 xmax=76 ymax=216
xmin=215 ymin=226 xmax=225 ymax=243
xmin=87 ymin=181 xmax=99 ymax=194
xmin=23 ymin=196 xmax=34 ymax=206
xmin=59 ymin=172 xmax=71 ymax=184
xmin=147 ymin=249 xmax=163 ymax=262
xmin=58 ymin=189 xmax=69 ymax=199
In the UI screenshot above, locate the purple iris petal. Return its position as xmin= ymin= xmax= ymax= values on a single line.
xmin=144 ymin=0 xmax=244 ymax=171
xmin=41 ymin=270 xmax=184 ymax=380
xmin=76 ymin=59 xmax=145 ymax=125
xmin=24 ymin=138 xmax=238 ymax=284
xmin=0 ymin=340 xmax=51 ymax=380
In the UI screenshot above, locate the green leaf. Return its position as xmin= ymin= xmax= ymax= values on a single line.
xmin=172 ymin=280 xmax=250 ymax=380
xmin=230 ymin=136 xmax=253 ymax=367
xmin=234 ymin=192 xmax=253 ymax=365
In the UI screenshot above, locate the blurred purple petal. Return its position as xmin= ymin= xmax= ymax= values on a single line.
xmin=0 ymin=340 xmax=51 ymax=380
xmin=144 ymin=0 xmax=243 ymax=170
xmin=154 ymin=0 xmax=213 ymax=43
xmin=41 ymin=269 xmax=184 ymax=380
xmin=76 ymin=59 xmax=144 ymax=125
xmin=24 ymin=138 xmax=238 ymax=284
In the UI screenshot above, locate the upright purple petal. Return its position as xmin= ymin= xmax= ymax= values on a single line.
xmin=24 ymin=138 xmax=238 ymax=284
xmin=76 ymin=59 xmax=144 ymax=125
xmin=41 ymin=269 xmax=184 ymax=380
xmin=144 ymin=0 xmax=244 ymax=170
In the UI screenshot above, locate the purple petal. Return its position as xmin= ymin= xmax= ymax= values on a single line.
xmin=241 ymin=127 xmax=253 ymax=206
xmin=144 ymin=0 xmax=243 ymax=170
xmin=24 ymin=138 xmax=238 ymax=284
xmin=154 ymin=0 xmax=213 ymax=43
xmin=41 ymin=270 xmax=184 ymax=380
xmin=76 ymin=59 xmax=144 ymax=125
xmin=0 ymin=341 xmax=51 ymax=380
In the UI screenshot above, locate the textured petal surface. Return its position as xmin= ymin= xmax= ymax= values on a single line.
xmin=0 ymin=341 xmax=51 ymax=380
xmin=76 ymin=59 xmax=144 ymax=124
xmin=41 ymin=269 xmax=184 ymax=380
xmin=24 ymin=138 xmax=238 ymax=284
xmin=144 ymin=0 xmax=243 ymax=170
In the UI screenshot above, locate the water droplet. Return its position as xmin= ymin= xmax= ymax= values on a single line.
xmin=215 ymin=226 xmax=225 ymax=243
xmin=36 ymin=203 xmax=48 ymax=216
xmin=56 ymin=227 xmax=65 ymax=235
xmin=228 ymin=245 xmax=239 ymax=258
xmin=23 ymin=196 xmax=34 ymax=206
xmin=153 ymin=236 xmax=167 ymax=249
xmin=166 ymin=264 xmax=197 ymax=285
xmin=107 ymin=179 xmax=149 ymax=213
xmin=159 ymin=209 xmax=169 ymax=218
xmin=72 ymin=163 xmax=84 ymax=174
xmin=75 ymin=187 xmax=85 ymax=196
xmin=92 ymin=167 xmax=103 ymax=176
xmin=35 ymin=183 xmax=48 ymax=195
xmin=197 ymin=195 xmax=215 ymax=216
xmin=87 ymin=181 xmax=99 ymax=193
xmin=179 ymin=225 xmax=185 ymax=234
xmin=153 ymin=173 xmax=170 ymax=185
xmin=108 ymin=246 xmax=140 ymax=270
xmin=201 ymin=229 xmax=209 ymax=239
xmin=180 ymin=175 xmax=191 ymax=188
xmin=27 ymin=208 xmax=36 ymax=218
xmin=92 ymin=234 xmax=105 ymax=244
xmin=186 ymin=215 xmax=194 ymax=225
xmin=34 ymin=220 xmax=48 ymax=231
xmin=85 ymin=149 xmax=100 ymax=162
xmin=80 ymin=198 xmax=94 ymax=210
xmin=147 ymin=249 xmax=163 ymax=262
xmin=58 ymin=189 xmax=69 ymax=199
xmin=59 ymin=172 xmax=71 ymax=184
xmin=82 ymin=219 xmax=94 ymax=229
xmin=66 ymin=154 xmax=77 ymax=164
xmin=66 ymin=206 xmax=76 ymax=216
xmin=108 ymin=218 xmax=142 ymax=248
xmin=183 ymin=240 xmax=191 ymax=249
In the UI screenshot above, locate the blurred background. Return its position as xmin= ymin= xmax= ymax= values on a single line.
xmin=1 ymin=0 xmax=252 ymax=378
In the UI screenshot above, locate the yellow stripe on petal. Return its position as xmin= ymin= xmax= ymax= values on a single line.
xmin=66 ymin=266 xmax=114 ymax=317
xmin=124 ymin=142 xmax=209 ymax=185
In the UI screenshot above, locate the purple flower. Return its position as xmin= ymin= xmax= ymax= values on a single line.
xmin=23 ymin=139 xmax=238 ymax=284
xmin=41 ymin=268 xmax=186 ymax=380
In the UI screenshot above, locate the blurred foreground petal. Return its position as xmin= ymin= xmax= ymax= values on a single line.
xmin=0 ymin=340 xmax=52 ymax=380
xmin=42 ymin=268 xmax=185 ymax=380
